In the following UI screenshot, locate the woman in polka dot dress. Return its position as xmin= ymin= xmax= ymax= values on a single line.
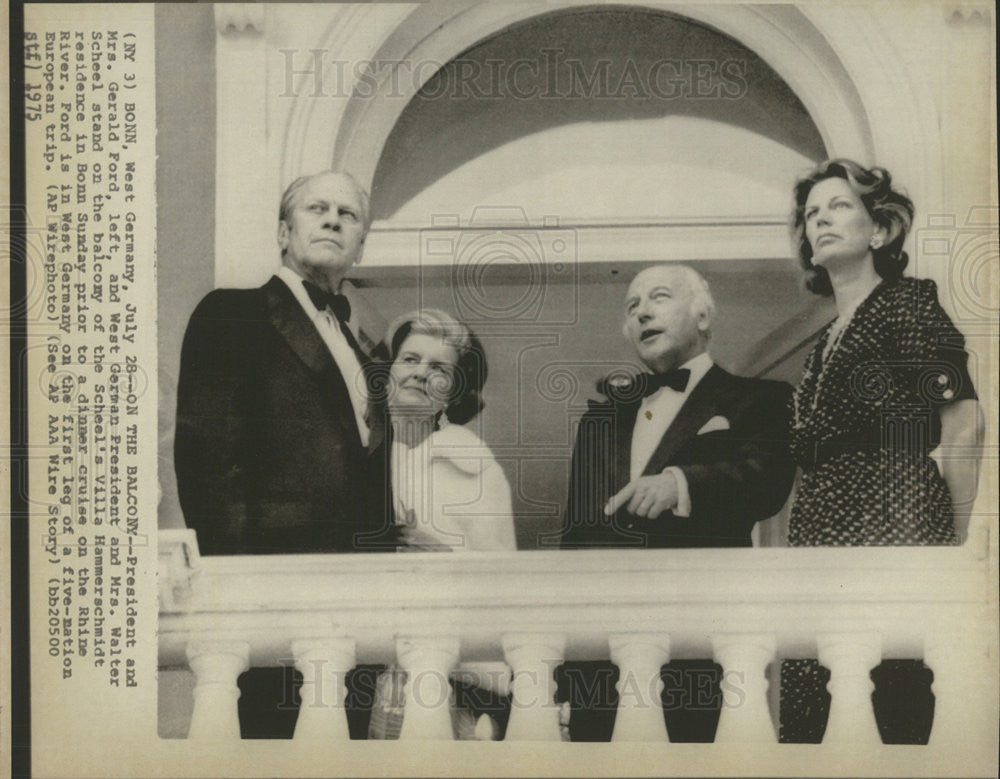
xmin=780 ymin=159 xmax=983 ymax=743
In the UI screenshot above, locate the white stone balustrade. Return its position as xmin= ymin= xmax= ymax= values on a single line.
xmin=159 ymin=529 xmax=998 ymax=775
xmin=609 ymin=634 xmax=671 ymax=742
xmin=713 ymin=633 xmax=777 ymax=743
xmin=291 ymin=638 xmax=355 ymax=742
xmin=503 ymin=633 xmax=566 ymax=741
xmin=817 ymin=632 xmax=882 ymax=744
xmin=396 ymin=636 xmax=460 ymax=740
xmin=186 ymin=641 xmax=250 ymax=740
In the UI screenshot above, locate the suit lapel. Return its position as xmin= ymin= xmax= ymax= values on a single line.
xmin=264 ymin=275 xmax=362 ymax=440
xmin=264 ymin=275 xmax=337 ymax=375
xmin=612 ymin=400 xmax=640 ymax=490
xmin=642 ymin=365 xmax=727 ymax=475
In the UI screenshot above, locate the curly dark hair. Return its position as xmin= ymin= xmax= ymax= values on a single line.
xmin=792 ymin=159 xmax=915 ymax=296
xmin=385 ymin=309 xmax=487 ymax=425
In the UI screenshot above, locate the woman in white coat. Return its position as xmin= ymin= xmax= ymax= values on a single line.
xmin=368 ymin=308 xmax=516 ymax=740
xmin=381 ymin=308 xmax=515 ymax=552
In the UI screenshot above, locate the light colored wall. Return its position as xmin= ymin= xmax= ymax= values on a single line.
xmin=156 ymin=3 xmax=216 ymax=530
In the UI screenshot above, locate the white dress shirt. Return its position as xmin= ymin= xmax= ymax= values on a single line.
xmin=629 ymin=351 xmax=714 ymax=517
xmin=277 ymin=266 xmax=369 ymax=445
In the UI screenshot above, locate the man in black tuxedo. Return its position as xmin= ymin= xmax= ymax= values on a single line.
xmin=558 ymin=264 xmax=795 ymax=741
xmin=174 ymin=172 xmax=393 ymax=738
xmin=175 ymin=170 xmax=392 ymax=557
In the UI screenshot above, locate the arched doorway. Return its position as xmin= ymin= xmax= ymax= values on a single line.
xmin=368 ymin=7 xmax=825 ymax=225
xmin=317 ymin=3 xmax=881 ymax=193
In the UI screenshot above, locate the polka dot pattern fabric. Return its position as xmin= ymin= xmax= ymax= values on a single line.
xmin=788 ymin=277 xmax=975 ymax=546
xmin=779 ymin=659 xmax=831 ymax=743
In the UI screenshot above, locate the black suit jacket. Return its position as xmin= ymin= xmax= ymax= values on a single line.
xmin=174 ymin=275 xmax=393 ymax=554
xmin=560 ymin=364 xmax=794 ymax=549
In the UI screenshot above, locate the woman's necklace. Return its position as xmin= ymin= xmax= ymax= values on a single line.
xmin=794 ymin=301 xmax=865 ymax=429
xmin=821 ymin=314 xmax=851 ymax=362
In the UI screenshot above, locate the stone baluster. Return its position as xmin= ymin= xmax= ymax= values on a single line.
xmin=396 ymin=637 xmax=460 ymax=740
xmin=502 ymin=633 xmax=566 ymax=741
xmin=712 ymin=634 xmax=776 ymax=742
xmin=292 ymin=638 xmax=356 ymax=741
xmin=609 ymin=634 xmax=671 ymax=742
xmin=186 ymin=641 xmax=250 ymax=740
xmin=816 ymin=632 xmax=881 ymax=744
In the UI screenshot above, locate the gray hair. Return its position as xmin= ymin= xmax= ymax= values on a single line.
xmin=278 ymin=170 xmax=372 ymax=233
xmin=628 ymin=264 xmax=716 ymax=336
xmin=673 ymin=264 xmax=715 ymax=329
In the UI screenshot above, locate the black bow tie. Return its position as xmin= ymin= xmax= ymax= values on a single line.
xmin=301 ymin=279 xmax=370 ymax=366
xmin=641 ymin=368 xmax=690 ymax=397
xmin=302 ymin=280 xmax=352 ymax=323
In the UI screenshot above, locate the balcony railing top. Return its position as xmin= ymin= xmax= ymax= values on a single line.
xmin=159 ymin=525 xmax=996 ymax=667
